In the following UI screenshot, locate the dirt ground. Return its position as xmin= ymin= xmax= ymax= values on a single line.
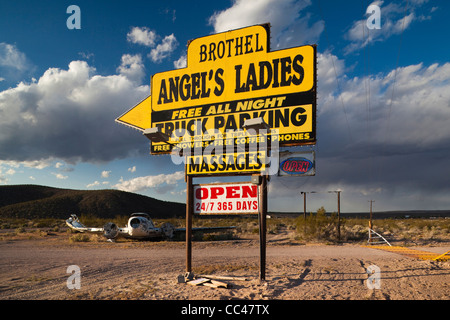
xmin=0 ymin=231 xmax=449 ymax=301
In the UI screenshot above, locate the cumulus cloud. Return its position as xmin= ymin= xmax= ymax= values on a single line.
xmin=126 ymin=27 xmax=178 ymax=64
xmin=52 ymin=172 xmax=68 ymax=180
xmin=116 ymin=54 xmax=145 ymax=84
xmin=127 ymin=27 xmax=157 ymax=47
xmin=101 ymin=170 xmax=111 ymax=178
xmin=0 ymin=60 xmax=150 ymax=164
xmin=149 ymin=34 xmax=178 ymax=63
xmin=114 ymin=171 xmax=184 ymax=193
xmin=87 ymin=180 xmax=100 ymax=188
xmin=173 ymin=54 xmax=187 ymax=69
xmin=209 ymin=0 xmax=324 ymax=49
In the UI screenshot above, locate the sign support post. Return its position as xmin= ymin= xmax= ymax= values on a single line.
xmin=186 ymin=174 xmax=193 ymax=273
xmin=259 ymin=174 xmax=268 ymax=281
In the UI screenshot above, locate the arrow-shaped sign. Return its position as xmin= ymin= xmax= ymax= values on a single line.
xmin=115 ymin=95 xmax=151 ymax=131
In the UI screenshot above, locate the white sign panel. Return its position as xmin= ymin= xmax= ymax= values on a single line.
xmin=193 ymin=182 xmax=259 ymax=215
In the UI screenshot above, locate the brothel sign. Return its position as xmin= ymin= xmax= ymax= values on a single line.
xmin=193 ymin=182 xmax=259 ymax=215
xmin=116 ymin=24 xmax=317 ymax=156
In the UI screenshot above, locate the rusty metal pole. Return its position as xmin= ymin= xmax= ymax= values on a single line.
xmin=186 ymin=175 xmax=193 ymax=273
xmin=259 ymin=174 xmax=267 ymax=281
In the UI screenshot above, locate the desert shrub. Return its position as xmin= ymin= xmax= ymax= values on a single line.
xmin=295 ymin=207 xmax=340 ymax=242
xmin=69 ymin=233 xmax=91 ymax=242
xmin=342 ymin=224 xmax=368 ymax=241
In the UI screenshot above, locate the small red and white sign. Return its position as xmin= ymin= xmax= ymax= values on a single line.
xmin=193 ymin=182 xmax=259 ymax=215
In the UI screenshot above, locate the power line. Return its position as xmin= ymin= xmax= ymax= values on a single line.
xmin=362 ymin=0 xmax=374 ymax=187
xmin=377 ymin=0 xmax=410 ymax=177
xmin=316 ymin=0 xmax=354 ymax=144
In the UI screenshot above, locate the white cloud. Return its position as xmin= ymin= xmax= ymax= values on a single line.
xmin=209 ymin=0 xmax=323 ymax=49
xmin=116 ymin=54 xmax=145 ymax=84
xmin=0 ymin=159 xmax=53 ymax=170
xmin=127 ymin=27 xmax=157 ymax=47
xmin=0 ymin=60 xmax=149 ymax=163
xmin=128 ymin=166 xmax=136 ymax=173
xmin=0 ymin=42 xmax=29 ymax=71
xmin=87 ymin=180 xmax=100 ymax=188
xmin=173 ymin=54 xmax=187 ymax=69
xmin=126 ymin=27 xmax=178 ymax=64
xmin=0 ymin=43 xmax=34 ymax=84
xmin=78 ymin=52 xmax=94 ymax=61
xmin=114 ymin=171 xmax=184 ymax=193
xmin=317 ymin=52 xmax=346 ymax=99
xmin=53 ymin=172 xmax=68 ymax=180
xmin=4 ymin=168 xmax=15 ymax=175
xmin=149 ymin=34 xmax=178 ymax=63
xmin=101 ymin=170 xmax=111 ymax=178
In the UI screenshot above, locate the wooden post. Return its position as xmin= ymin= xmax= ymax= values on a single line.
xmin=186 ymin=175 xmax=193 ymax=273
xmin=259 ymin=174 xmax=267 ymax=281
xmin=302 ymin=192 xmax=306 ymax=220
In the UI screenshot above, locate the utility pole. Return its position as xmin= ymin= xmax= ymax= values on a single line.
xmin=328 ymin=191 xmax=341 ymax=242
xmin=301 ymin=192 xmax=307 ymax=220
xmin=337 ymin=191 xmax=341 ymax=241
xmin=368 ymin=200 xmax=375 ymax=243
xmin=300 ymin=191 xmax=317 ymax=220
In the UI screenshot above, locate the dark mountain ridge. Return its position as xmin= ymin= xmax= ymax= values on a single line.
xmin=0 ymin=184 xmax=186 ymax=219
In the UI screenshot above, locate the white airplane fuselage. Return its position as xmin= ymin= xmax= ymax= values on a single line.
xmin=126 ymin=215 xmax=163 ymax=239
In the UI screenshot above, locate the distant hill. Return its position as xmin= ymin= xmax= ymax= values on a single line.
xmin=0 ymin=185 xmax=186 ymax=219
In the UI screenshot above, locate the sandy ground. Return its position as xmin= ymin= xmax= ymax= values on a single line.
xmin=0 ymin=232 xmax=449 ymax=301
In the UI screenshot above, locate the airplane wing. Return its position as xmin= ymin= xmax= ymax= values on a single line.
xmin=66 ymin=215 xmax=129 ymax=239
xmin=175 ymin=226 xmax=237 ymax=233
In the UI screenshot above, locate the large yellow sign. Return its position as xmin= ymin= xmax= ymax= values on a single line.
xmin=116 ymin=24 xmax=317 ymax=156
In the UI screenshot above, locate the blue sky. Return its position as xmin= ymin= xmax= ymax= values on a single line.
xmin=1 ymin=0 xmax=450 ymax=213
